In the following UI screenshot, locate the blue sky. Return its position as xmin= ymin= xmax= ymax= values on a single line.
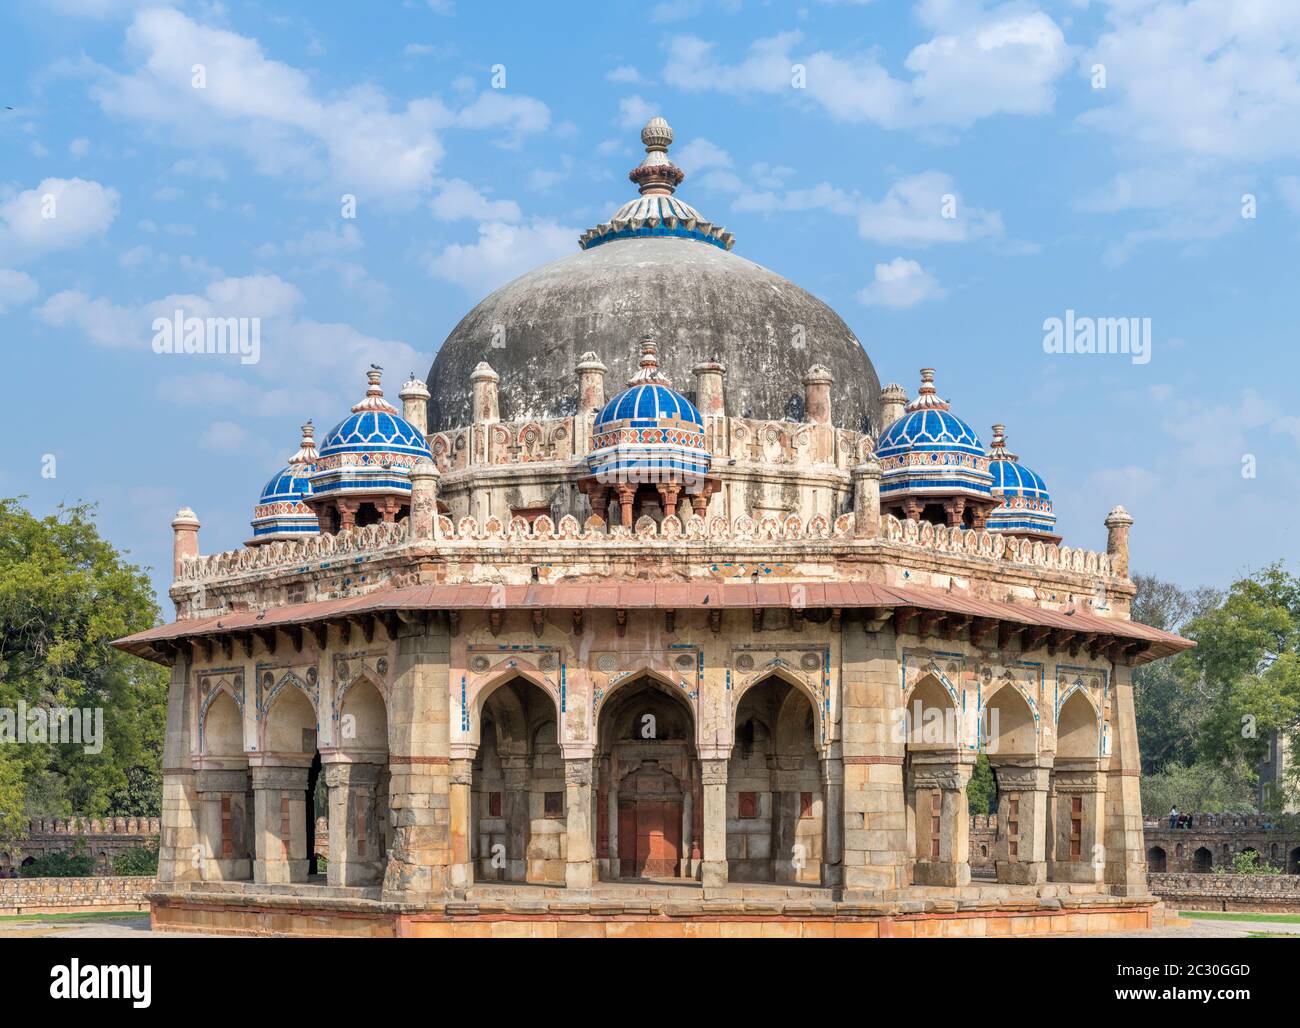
xmin=2 ymin=0 xmax=1297 ymax=606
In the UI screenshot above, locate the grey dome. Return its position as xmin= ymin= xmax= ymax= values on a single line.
xmin=427 ymin=236 xmax=881 ymax=433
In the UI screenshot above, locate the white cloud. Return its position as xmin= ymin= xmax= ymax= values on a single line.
xmin=674 ymin=137 xmax=733 ymax=174
xmin=89 ymin=9 xmax=550 ymax=203
xmin=606 ymin=66 xmax=642 ymax=84
xmin=0 ymin=177 xmax=120 ymax=264
xmin=429 ymin=179 xmax=522 ymax=222
xmin=425 ymin=220 xmax=577 ymax=295
xmin=0 ymin=269 xmax=39 ymax=312
xmin=856 ymin=257 xmax=945 ymax=308
xmin=618 ymin=95 xmax=658 ymax=129
xmin=857 ymin=171 xmax=1003 ymax=246
xmin=662 ymin=7 xmax=1070 ymax=131
xmin=69 ymin=137 xmax=91 ymax=157
xmin=1080 ymin=0 xmax=1300 ymax=162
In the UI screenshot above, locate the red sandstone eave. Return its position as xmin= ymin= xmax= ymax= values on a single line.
xmin=112 ymin=581 xmax=1193 ymax=666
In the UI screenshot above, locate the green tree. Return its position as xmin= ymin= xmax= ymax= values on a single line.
xmin=1187 ymin=564 xmax=1300 ymax=800
xmin=967 ymin=753 xmax=995 ymax=815
xmin=111 ymin=844 xmax=159 ymax=876
xmin=0 ymin=497 xmax=168 ymax=838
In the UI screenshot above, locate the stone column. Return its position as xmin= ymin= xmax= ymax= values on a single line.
xmin=820 ymin=751 xmax=844 ymax=888
xmin=382 ymin=622 xmax=454 ymax=899
xmin=195 ymin=769 xmax=251 ymax=881
xmin=575 ymin=353 xmax=608 ymax=456
xmin=251 ymin=763 xmax=311 ymax=884
xmin=802 ymin=365 xmax=834 ymax=425
xmin=324 ymin=761 xmax=384 ymax=886
xmin=605 ymin=762 xmax=619 ymax=880
xmin=471 ymin=362 xmax=500 ymax=425
xmin=840 ymin=621 xmax=909 ymax=893
xmin=1104 ymin=662 xmax=1148 ymax=894
xmin=564 ymin=755 xmax=595 ymax=890
xmin=399 ymin=374 xmax=430 ymax=436
xmin=851 ymin=460 xmax=882 ymax=539
xmin=448 ymin=758 xmax=474 ymax=889
xmin=408 ymin=462 xmax=440 ymax=541
xmin=908 ymin=755 xmax=974 ymax=887
xmin=879 ymin=383 xmax=908 ymax=429
xmin=158 ymin=651 xmax=201 ymax=883
xmin=1050 ymin=760 xmax=1107 ymax=883
xmin=170 ymin=508 xmax=200 ymax=584
xmin=700 ymin=757 xmax=729 ymax=889
xmin=501 ymin=754 xmax=529 ymax=881
xmin=1105 ymin=506 xmax=1134 ymax=579
xmin=991 ymin=760 xmax=1050 ymax=885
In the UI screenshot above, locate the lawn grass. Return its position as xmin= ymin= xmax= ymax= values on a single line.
xmin=1179 ymin=910 xmax=1300 ymax=925
xmin=0 ymin=910 xmax=148 ymax=924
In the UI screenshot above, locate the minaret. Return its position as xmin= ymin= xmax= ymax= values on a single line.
xmin=399 ymin=373 xmax=430 ymax=436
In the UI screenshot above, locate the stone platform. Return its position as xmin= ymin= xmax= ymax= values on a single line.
xmin=147 ymin=881 xmax=1155 ymax=938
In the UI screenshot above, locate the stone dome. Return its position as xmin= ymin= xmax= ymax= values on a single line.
xmin=427 ymin=118 xmax=881 ymax=434
xmin=249 ymin=422 xmax=319 ymax=544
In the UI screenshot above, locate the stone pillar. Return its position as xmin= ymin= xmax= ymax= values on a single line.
xmin=399 ymin=374 xmax=430 ymax=436
xmin=171 ymin=508 xmax=200 ymax=583
xmin=908 ymin=754 xmax=973 ymax=887
xmin=158 ymin=651 xmax=201 ymax=883
xmin=324 ymin=761 xmax=384 ymax=886
xmin=251 ymin=763 xmax=311 ymax=884
xmin=605 ymin=763 xmax=619 ymax=880
xmin=501 ymin=754 xmax=529 ymax=881
xmin=1050 ymin=760 xmax=1107 ymax=883
xmin=802 ymin=365 xmax=834 ymax=425
xmin=195 ymin=769 xmax=251 ymax=881
xmin=991 ymin=760 xmax=1050 ymax=885
xmin=851 ymin=460 xmax=882 ymax=539
xmin=879 ymin=383 xmax=908 ymax=429
xmin=471 ymin=362 xmax=500 ymax=425
xmin=820 ymin=752 xmax=844 ymax=888
xmin=408 ymin=462 xmax=440 ymax=540
xmin=691 ymin=359 xmax=726 ymax=417
xmin=448 ymin=758 xmax=474 ymax=889
xmin=575 ymin=353 xmax=609 ymax=455
xmin=382 ymin=622 xmax=454 ymax=899
xmin=615 ymin=483 xmax=636 ymax=528
xmin=700 ymin=757 xmax=729 ymax=889
xmin=1105 ymin=506 xmax=1134 ymax=579
xmin=840 ymin=622 xmax=909 ymax=893
xmin=564 ymin=756 xmax=595 ymax=889
xmin=1104 ymin=662 xmax=1148 ymax=894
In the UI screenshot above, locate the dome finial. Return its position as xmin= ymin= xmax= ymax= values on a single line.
xmin=905 ymin=367 xmax=950 ymax=412
xmin=988 ymin=423 xmax=1017 ymax=462
xmin=288 ymin=419 xmax=318 ymax=466
xmin=350 ymin=364 xmax=399 ymax=414
xmin=627 ymin=334 xmax=670 ymax=385
xmin=629 ymin=116 xmax=685 ymax=196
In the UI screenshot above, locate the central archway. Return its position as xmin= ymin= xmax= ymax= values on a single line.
xmin=596 ymin=674 xmax=697 ymax=881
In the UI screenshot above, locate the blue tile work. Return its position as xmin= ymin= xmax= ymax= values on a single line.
xmin=985 ymin=424 xmax=1058 ymax=539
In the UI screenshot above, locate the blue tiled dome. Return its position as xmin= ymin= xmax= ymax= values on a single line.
xmin=595 ymin=380 xmax=703 ymax=433
xmin=585 ymin=338 xmax=711 ymax=487
xmin=876 ymin=369 xmax=993 ymax=506
xmin=310 ymin=368 xmax=433 ymax=503
xmin=986 ymin=425 xmax=1057 ymax=539
xmin=250 ymin=422 xmax=320 ymax=543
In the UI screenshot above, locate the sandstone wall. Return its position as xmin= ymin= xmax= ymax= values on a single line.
xmin=1148 ymin=872 xmax=1300 ymax=913
xmin=0 ymin=875 xmax=153 ymax=915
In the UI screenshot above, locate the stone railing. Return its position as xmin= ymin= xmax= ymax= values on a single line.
xmin=177 ymin=512 xmax=1112 ymax=584
xmin=0 ymin=875 xmax=153 ymax=915
xmin=1144 ymin=814 xmax=1296 ymax=831
xmin=22 ymin=817 xmax=161 ymax=835
xmin=1148 ymin=872 xmax=1300 ymax=913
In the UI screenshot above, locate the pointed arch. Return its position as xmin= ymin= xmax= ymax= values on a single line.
xmin=1056 ymin=688 xmax=1101 ymax=760
xmin=903 ymin=672 xmax=963 ymax=752
xmin=261 ymin=678 xmax=319 ymax=756
xmin=982 ymin=683 xmax=1037 ymax=757
xmin=466 ymin=664 xmax=561 ymax=751
xmin=733 ymin=664 xmax=827 ymax=754
xmin=200 ymin=690 xmax=244 ymax=758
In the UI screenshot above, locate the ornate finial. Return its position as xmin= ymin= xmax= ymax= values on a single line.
xmin=399 ymin=372 xmax=430 ymax=399
xmin=988 ymin=423 xmax=1017 ymax=462
xmin=351 ymin=365 xmax=398 ymax=414
xmin=904 ymin=368 xmax=950 ymax=412
xmin=1105 ymin=505 xmax=1134 ymax=527
xmin=629 ymin=116 xmax=685 ymax=196
xmin=289 ymin=420 xmax=318 ymax=466
xmin=627 ymin=334 xmax=670 ymax=385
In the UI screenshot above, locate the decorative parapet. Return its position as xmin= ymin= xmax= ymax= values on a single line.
xmin=21 ymin=817 xmax=161 ymax=836
xmin=177 ymin=512 xmax=1113 ymax=586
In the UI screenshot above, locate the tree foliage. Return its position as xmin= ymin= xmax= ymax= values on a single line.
xmin=0 ymin=498 xmax=168 ymax=839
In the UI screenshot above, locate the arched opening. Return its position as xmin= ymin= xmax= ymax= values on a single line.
xmin=984 ymin=686 xmax=1036 ymax=760
xmin=261 ymin=681 xmax=319 ymax=883
xmin=333 ymin=676 xmax=391 ymax=875
xmin=471 ymin=676 xmax=563 ymax=883
xmin=596 ymin=674 xmax=696 ymax=881
xmin=202 ymin=691 xmax=244 ymax=758
xmin=1193 ymin=846 xmax=1213 ymax=872
xmin=1289 ymin=847 xmax=1300 ymax=875
xmin=1056 ymin=691 xmax=1098 ymax=760
xmin=728 ymin=676 xmax=822 ymax=884
xmin=1147 ymin=845 xmax=1167 ymax=873
xmin=905 ymin=674 xmax=960 ymax=752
